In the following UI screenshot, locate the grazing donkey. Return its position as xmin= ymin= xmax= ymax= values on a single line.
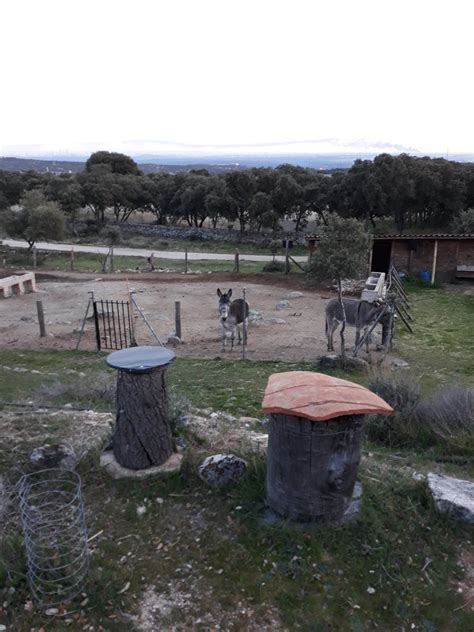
xmin=217 ymin=288 xmax=249 ymax=351
xmin=325 ymin=298 xmax=386 ymax=353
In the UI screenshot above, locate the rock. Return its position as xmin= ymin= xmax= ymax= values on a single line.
xmin=427 ymin=473 xmax=474 ymax=523
xmin=198 ymin=454 xmax=247 ymax=488
xmin=316 ymin=354 xmax=369 ymax=371
xmin=19 ymin=316 xmax=34 ymax=322
xmin=29 ymin=444 xmax=78 ymax=470
xmin=248 ymin=309 xmax=264 ymax=324
xmin=238 ymin=416 xmax=261 ymax=425
xmin=45 ymin=607 xmax=60 ymax=616
xmin=390 ymin=357 xmax=410 ymax=370
xmin=275 ymin=300 xmax=290 ymax=310
xmin=100 ymin=450 xmax=183 ymax=480
xmin=167 ymin=335 xmax=183 ymax=347
xmin=269 ymin=318 xmax=286 ymax=325
xmin=286 ymin=291 xmax=304 ymax=299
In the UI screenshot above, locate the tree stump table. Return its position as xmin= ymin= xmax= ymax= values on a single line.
xmin=262 ymin=371 xmax=393 ymax=522
xmin=106 ymin=345 xmax=176 ymax=470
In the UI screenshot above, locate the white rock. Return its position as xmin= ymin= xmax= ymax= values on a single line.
xmin=275 ymin=300 xmax=290 ymax=310
xmin=269 ymin=318 xmax=286 ymax=324
xmin=427 ymin=473 xmax=474 ymax=523
xmin=198 ymin=454 xmax=247 ymax=488
xmin=286 ymin=291 xmax=304 ymax=299
xmin=390 ymin=358 xmax=410 ymax=370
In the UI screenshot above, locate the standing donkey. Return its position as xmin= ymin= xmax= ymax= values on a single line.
xmin=325 ymin=298 xmax=387 ymax=353
xmin=217 ymin=288 xmax=249 ymax=351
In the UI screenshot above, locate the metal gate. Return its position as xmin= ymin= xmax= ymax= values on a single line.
xmin=92 ymin=299 xmax=134 ymax=351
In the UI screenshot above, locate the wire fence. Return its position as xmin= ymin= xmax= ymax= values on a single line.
xmin=18 ymin=468 xmax=89 ymax=607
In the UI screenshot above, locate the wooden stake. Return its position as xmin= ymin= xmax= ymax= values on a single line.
xmin=242 ymin=287 xmax=247 ymax=360
xmin=70 ymin=247 xmax=75 ymax=271
xmin=234 ymin=250 xmax=240 ymax=273
xmin=36 ymin=300 xmax=46 ymax=337
xmin=32 ymin=246 xmax=37 ymax=269
xmin=185 ymin=248 xmax=188 ymax=274
xmin=285 ymin=239 xmax=290 ymax=275
xmin=175 ymin=301 xmax=182 ymax=339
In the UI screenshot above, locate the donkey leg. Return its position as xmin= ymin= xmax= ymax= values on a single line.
xmin=237 ymin=323 xmax=242 ymax=345
xmin=221 ymin=325 xmax=227 ymax=352
xmin=328 ymin=322 xmax=338 ymax=352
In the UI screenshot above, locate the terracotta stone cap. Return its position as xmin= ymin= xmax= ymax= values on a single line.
xmin=262 ymin=371 xmax=393 ymax=422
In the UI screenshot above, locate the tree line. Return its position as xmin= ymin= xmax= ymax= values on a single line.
xmin=1 ymin=150 xmax=473 ymax=240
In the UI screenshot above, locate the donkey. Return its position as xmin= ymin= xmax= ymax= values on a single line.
xmin=325 ymin=298 xmax=387 ymax=353
xmin=217 ymin=288 xmax=249 ymax=351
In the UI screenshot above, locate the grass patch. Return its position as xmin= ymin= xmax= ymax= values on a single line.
xmin=396 ymin=283 xmax=474 ymax=390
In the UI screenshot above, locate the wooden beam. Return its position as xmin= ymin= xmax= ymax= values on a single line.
xmin=431 ymin=239 xmax=438 ymax=285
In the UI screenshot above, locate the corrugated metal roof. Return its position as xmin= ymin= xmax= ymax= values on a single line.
xmin=307 ymin=233 xmax=474 ymax=240
xmin=373 ymin=234 xmax=474 ymax=240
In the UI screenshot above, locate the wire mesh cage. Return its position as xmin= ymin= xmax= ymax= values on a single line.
xmin=18 ymin=468 xmax=89 ymax=607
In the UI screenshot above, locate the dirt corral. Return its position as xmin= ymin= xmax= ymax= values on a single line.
xmin=0 ymin=274 xmax=380 ymax=361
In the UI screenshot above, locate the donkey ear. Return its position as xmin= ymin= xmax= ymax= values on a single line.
xmin=217 ymin=288 xmax=222 ymax=297
xmin=228 ymin=289 xmax=232 ymax=298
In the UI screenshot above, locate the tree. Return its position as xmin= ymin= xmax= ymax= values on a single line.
xmin=85 ymin=151 xmax=140 ymax=175
xmin=1 ymin=190 xmax=64 ymax=250
xmin=224 ymin=171 xmax=257 ymax=234
xmin=451 ymin=208 xmax=474 ymax=234
xmin=77 ymin=165 xmax=114 ymax=226
xmin=306 ymin=214 xmax=369 ymax=359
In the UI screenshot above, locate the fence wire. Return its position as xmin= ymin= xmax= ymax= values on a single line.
xmin=18 ymin=468 xmax=89 ymax=607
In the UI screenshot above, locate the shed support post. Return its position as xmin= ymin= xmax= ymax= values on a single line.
xmin=431 ymin=239 xmax=438 ymax=285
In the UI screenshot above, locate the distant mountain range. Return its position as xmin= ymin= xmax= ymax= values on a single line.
xmin=1 ymin=152 xmax=473 ymax=174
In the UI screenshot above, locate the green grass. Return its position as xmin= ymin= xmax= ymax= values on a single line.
xmin=73 ymin=231 xmax=309 ymax=257
xmin=1 ymin=447 xmax=473 ymax=630
xmin=1 ymin=249 xmax=305 ymax=275
xmin=0 ymin=350 xmax=358 ymax=417
xmin=397 ymin=283 xmax=474 ymax=390
xmin=1 ymin=282 xmax=474 ymax=629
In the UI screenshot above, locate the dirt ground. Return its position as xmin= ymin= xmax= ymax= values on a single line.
xmin=0 ymin=272 xmax=386 ymax=362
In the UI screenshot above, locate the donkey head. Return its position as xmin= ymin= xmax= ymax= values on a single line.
xmin=217 ymin=288 xmax=232 ymax=321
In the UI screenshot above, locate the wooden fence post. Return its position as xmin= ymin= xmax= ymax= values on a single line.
xmin=185 ymin=248 xmax=188 ymax=274
xmin=70 ymin=247 xmax=75 ymax=271
xmin=36 ymin=300 xmax=46 ymax=337
xmin=234 ymin=250 xmax=240 ymax=273
xmin=175 ymin=301 xmax=182 ymax=339
xmin=285 ymin=240 xmax=290 ymax=275
xmin=32 ymin=247 xmax=37 ymax=269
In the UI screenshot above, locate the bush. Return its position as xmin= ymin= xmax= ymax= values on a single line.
xmin=366 ymin=376 xmax=421 ymax=447
xmin=415 ymin=385 xmax=473 ymax=443
xmin=367 ymin=377 xmax=474 ymax=453
xmin=263 ymin=260 xmax=286 ymax=273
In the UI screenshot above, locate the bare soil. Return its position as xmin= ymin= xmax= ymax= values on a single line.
xmin=0 ymin=271 xmax=375 ymax=362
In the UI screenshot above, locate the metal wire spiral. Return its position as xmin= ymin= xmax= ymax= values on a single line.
xmin=18 ymin=469 xmax=89 ymax=607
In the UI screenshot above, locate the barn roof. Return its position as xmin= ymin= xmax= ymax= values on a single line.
xmin=307 ymin=233 xmax=474 ymax=241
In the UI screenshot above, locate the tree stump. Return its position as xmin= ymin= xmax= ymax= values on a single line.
xmin=106 ymin=346 xmax=176 ymax=470
xmin=266 ymin=413 xmax=364 ymax=521
xmin=262 ymin=371 xmax=393 ymax=522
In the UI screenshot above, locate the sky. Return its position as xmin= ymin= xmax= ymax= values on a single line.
xmin=1 ymin=0 xmax=473 ymax=157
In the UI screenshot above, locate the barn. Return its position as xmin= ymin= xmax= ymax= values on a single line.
xmin=371 ymin=234 xmax=474 ymax=283
xmin=307 ymin=233 xmax=474 ymax=283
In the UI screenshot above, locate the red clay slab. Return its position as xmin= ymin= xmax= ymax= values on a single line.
xmin=262 ymin=371 xmax=393 ymax=422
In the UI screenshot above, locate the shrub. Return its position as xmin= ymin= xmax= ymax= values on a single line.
xmin=367 ymin=377 xmax=474 ymax=453
xmin=263 ymin=260 xmax=286 ymax=273
xmin=415 ymin=385 xmax=473 ymax=443
xmin=366 ymin=376 xmax=421 ymax=447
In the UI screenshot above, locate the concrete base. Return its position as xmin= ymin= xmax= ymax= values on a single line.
xmin=100 ymin=449 xmax=183 ymax=480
